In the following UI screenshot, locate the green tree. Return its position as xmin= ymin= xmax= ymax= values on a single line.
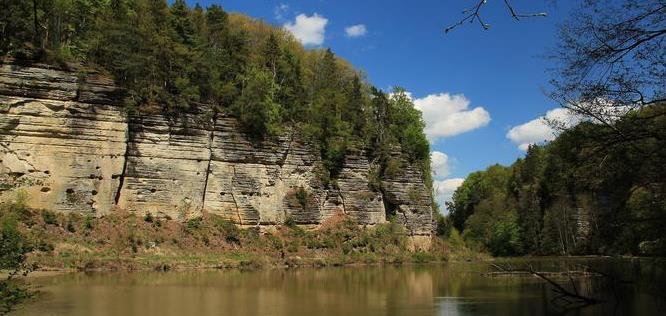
xmin=233 ymin=67 xmax=282 ymax=138
xmin=0 ymin=194 xmax=34 ymax=315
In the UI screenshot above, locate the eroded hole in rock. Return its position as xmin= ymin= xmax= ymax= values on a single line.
xmin=66 ymin=188 xmax=74 ymax=194
xmin=220 ymin=192 xmax=225 ymax=196
xmin=44 ymin=170 xmax=50 ymax=175
xmin=89 ymin=174 xmax=96 ymax=179
xmin=91 ymin=190 xmax=98 ymax=196
xmin=95 ymin=166 xmax=100 ymax=170
xmin=40 ymin=187 xmax=51 ymax=193
xmin=150 ymin=188 xmax=157 ymax=193
xmin=111 ymin=175 xmax=119 ymax=179
xmin=98 ymin=176 xmax=103 ymax=180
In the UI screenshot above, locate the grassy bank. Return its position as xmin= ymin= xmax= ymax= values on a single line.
xmin=0 ymin=199 xmax=484 ymax=273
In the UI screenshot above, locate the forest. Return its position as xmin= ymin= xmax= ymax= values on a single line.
xmin=441 ymin=0 xmax=665 ymax=258
xmin=0 ymin=0 xmax=432 ymax=189
xmin=444 ymin=104 xmax=666 ymax=256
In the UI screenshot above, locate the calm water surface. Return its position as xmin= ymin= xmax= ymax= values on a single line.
xmin=18 ymin=258 xmax=666 ymax=316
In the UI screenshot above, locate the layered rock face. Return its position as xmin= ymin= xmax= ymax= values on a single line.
xmin=0 ymin=62 xmax=433 ymax=235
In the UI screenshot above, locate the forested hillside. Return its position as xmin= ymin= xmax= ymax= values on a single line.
xmin=0 ymin=0 xmax=432 ymax=191
xmin=445 ymin=104 xmax=666 ymax=257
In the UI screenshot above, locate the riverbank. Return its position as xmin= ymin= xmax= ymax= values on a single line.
xmin=1 ymin=204 xmax=485 ymax=273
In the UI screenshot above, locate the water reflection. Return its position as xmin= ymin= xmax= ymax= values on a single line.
xmin=18 ymin=258 xmax=666 ymax=316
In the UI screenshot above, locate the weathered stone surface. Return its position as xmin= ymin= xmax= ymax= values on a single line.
xmin=381 ymin=151 xmax=433 ymax=235
xmin=115 ymin=113 xmax=213 ymax=219
xmin=334 ymin=150 xmax=385 ymax=225
xmin=0 ymin=64 xmax=126 ymax=214
xmin=0 ymin=63 xmax=433 ymax=235
xmin=203 ymin=116 xmax=323 ymax=225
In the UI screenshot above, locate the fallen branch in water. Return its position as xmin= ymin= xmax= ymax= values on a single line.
xmin=487 ymin=264 xmax=604 ymax=308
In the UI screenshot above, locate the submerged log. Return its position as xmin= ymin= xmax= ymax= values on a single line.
xmin=485 ymin=263 xmax=604 ymax=307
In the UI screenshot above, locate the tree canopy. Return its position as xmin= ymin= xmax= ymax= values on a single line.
xmin=0 ymin=0 xmax=432 ymax=195
xmin=447 ymin=103 xmax=666 ymax=256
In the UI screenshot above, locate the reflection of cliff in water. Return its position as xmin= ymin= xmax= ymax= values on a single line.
xmin=18 ymin=258 xmax=666 ymax=316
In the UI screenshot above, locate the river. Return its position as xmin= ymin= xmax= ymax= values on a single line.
xmin=17 ymin=257 xmax=666 ymax=316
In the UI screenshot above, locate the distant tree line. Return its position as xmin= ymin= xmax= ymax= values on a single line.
xmin=444 ymin=104 xmax=665 ymax=257
xmin=439 ymin=0 xmax=665 ymax=257
xmin=0 ymin=0 xmax=432 ymax=191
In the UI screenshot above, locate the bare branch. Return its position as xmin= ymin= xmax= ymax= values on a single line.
xmin=487 ymin=264 xmax=604 ymax=307
xmin=445 ymin=0 xmax=547 ymax=34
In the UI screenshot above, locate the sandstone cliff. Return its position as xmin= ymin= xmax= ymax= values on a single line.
xmin=0 ymin=62 xmax=433 ymax=236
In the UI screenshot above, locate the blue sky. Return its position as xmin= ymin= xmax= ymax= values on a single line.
xmin=186 ymin=0 xmax=579 ymax=207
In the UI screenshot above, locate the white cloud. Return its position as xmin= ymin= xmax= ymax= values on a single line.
xmin=430 ymin=151 xmax=451 ymax=178
xmin=506 ymin=108 xmax=580 ymax=151
xmin=434 ymin=178 xmax=465 ymax=211
xmin=413 ymin=93 xmax=491 ymax=141
xmin=345 ymin=24 xmax=367 ymax=37
xmin=283 ymin=13 xmax=328 ymax=46
xmin=274 ymin=4 xmax=289 ymax=20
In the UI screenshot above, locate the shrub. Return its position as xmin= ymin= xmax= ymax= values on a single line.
xmin=411 ymin=251 xmax=435 ymax=263
xmin=435 ymin=213 xmax=451 ymax=237
xmin=186 ymin=217 xmax=203 ymax=231
xmin=0 ymin=208 xmax=35 ymax=314
xmin=384 ymin=158 xmax=403 ymax=178
xmin=295 ymin=187 xmax=309 ymax=208
xmin=66 ymin=220 xmax=76 ymax=233
xmin=284 ymin=216 xmax=297 ymax=228
xmin=84 ymin=215 xmax=94 ymax=231
xmin=41 ymin=210 xmax=58 ymax=226
xmin=213 ymin=216 xmax=241 ymax=244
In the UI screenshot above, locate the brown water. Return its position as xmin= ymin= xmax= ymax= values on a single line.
xmin=17 ymin=258 xmax=666 ymax=316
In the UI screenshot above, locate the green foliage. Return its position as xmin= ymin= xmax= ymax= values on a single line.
xmin=434 ymin=213 xmax=451 ymax=237
xmin=284 ymin=216 xmax=297 ymax=228
xmin=212 ymin=217 xmax=240 ymax=244
xmin=0 ymin=198 xmax=35 ymax=314
xmin=0 ymin=277 xmax=32 ymax=315
xmin=387 ymin=88 xmax=429 ymax=161
xmin=84 ymin=215 xmax=94 ymax=231
xmin=411 ymin=251 xmax=435 ymax=263
xmin=41 ymin=210 xmax=58 ymax=226
xmin=383 ymin=158 xmax=403 ymax=178
xmin=0 ymin=1 xmax=434 ymax=199
xmin=186 ymin=217 xmax=204 ymax=231
xmin=232 ymin=67 xmax=282 ymax=138
xmin=449 ymin=103 xmax=666 ymax=256
xmin=294 ymin=187 xmax=310 ymax=209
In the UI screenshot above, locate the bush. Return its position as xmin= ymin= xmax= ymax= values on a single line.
xmin=66 ymin=220 xmax=76 ymax=233
xmin=435 ymin=213 xmax=451 ymax=237
xmin=0 ymin=280 xmax=32 ymax=315
xmin=284 ymin=216 xmax=297 ymax=228
xmin=213 ymin=217 xmax=241 ymax=244
xmin=41 ymin=210 xmax=58 ymax=226
xmin=84 ymin=215 xmax=94 ymax=231
xmin=384 ymin=158 xmax=403 ymax=178
xmin=411 ymin=251 xmax=435 ymax=263
xmin=186 ymin=217 xmax=203 ymax=231
xmin=0 ymin=206 xmax=35 ymax=314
